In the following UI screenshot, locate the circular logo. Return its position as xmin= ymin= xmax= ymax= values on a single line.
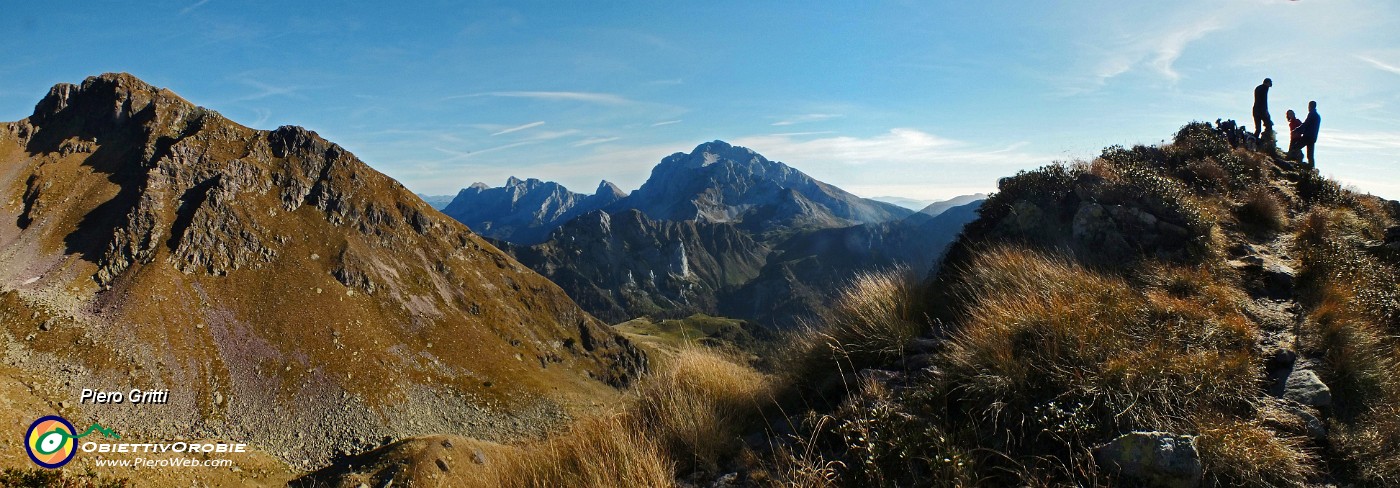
xmin=25 ymin=416 xmax=77 ymax=469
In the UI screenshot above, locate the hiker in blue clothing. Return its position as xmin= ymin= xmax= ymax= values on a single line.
xmin=1300 ymin=101 xmax=1321 ymax=168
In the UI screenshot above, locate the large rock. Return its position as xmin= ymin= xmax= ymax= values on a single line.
xmin=1095 ymin=432 xmax=1203 ymax=488
xmin=1284 ymin=369 xmax=1332 ymax=407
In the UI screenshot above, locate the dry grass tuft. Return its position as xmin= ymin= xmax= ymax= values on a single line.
xmin=1237 ymin=186 xmax=1288 ymax=231
xmin=817 ymin=267 xmax=925 ymax=364
xmin=632 ymin=347 xmax=771 ymax=474
xmin=943 ymin=247 xmax=1258 ymax=452
xmin=485 ymin=414 xmax=675 ymax=488
xmin=1293 ymin=202 xmax=1400 ymax=484
xmin=478 ymin=347 xmax=771 ymax=486
xmin=1195 ymin=418 xmax=1314 ymax=488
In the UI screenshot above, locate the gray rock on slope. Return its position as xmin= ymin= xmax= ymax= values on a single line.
xmin=1095 ymin=432 xmax=1203 ymax=488
xmin=1284 ymin=369 xmax=1332 ymax=407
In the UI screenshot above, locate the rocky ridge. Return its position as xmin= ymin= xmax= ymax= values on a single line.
xmin=442 ymin=177 xmax=626 ymax=245
xmin=0 ymin=73 xmax=644 ymax=469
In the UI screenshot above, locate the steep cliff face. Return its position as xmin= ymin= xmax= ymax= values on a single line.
xmin=0 ymin=73 xmax=643 ymax=468
xmin=508 ymin=209 xmax=768 ymax=324
xmin=442 ymin=177 xmax=625 ymax=245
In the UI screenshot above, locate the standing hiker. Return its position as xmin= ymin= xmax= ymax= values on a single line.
xmin=1286 ymin=110 xmax=1304 ymax=162
xmin=1253 ymin=78 xmax=1273 ymax=137
xmin=1300 ymin=101 xmax=1321 ymax=168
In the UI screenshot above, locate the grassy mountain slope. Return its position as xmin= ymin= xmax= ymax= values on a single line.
xmin=0 ymin=73 xmax=643 ymax=472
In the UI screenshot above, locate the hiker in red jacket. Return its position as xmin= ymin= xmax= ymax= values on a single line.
xmin=1285 ymin=110 xmax=1304 ymax=162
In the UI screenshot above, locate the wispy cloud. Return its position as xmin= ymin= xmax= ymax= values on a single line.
xmin=1148 ymin=18 xmax=1222 ymax=82
xmin=1357 ymin=55 xmax=1400 ymax=76
xmin=231 ymin=77 xmax=304 ymax=103
xmin=572 ymin=136 xmax=621 ymax=147
xmin=179 ymin=0 xmax=211 ymax=15
xmin=772 ymin=113 xmax=843 ymax=126
xmin=450 ymin=91 xmax=634 ymax=105
xmin=650 ymin=119 xmax=682 ymax=127
xmin=725 ymin=128 xmax=1048 ymax=201
xmin=248 ymin=107 xmax=271 ymax=128
xmin=432 ymin=140 xmax=539 ymax=162
xmin=491 ymin=121 xmax=545 ymax=136
xmin=1072 ymin=16 xmax=1225 ymax=93
xmin=1324 ymin=129 xmax=1400 ymax=152
xmin=769 ymin=131 xmax=836 ymax=137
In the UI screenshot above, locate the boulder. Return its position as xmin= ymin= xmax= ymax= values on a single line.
xmin=1284 ymin=369 xmax=1332 ymax=407
xmin=1095 ymin=432 xmax=1203 ymax=488
xmin=1262 ymin=262 xmax=1296 ymax=297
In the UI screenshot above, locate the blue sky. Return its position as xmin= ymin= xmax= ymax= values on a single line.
xmin=2 ymin=1 xmax=1397 ymax=200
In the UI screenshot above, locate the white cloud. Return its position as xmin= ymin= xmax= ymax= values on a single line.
xmin=1357 ymin=55 xmax=1400 ymax=76
xmin=572 ymin=136 xmax=621 ymax=147
xmin=651 ymin=119 xmax=682 ymax=127
xmin=490 ymin=121 xmax=545 ymax=136
xmin=1323 ymin=129 xmax=1400 ymax=152
xmin=179 ymin=0 xmax=211 ymax=15
xmin=455 ymin=91 xmax=634 ymax=105
xmin=722 ymin=128 xmax=1051 ymax=201
xmin=772 ymin=113 xmax=843 ymax=126
xmin=1076 ymin=16 xmax=1225 ymax=92
xmin=1149 ymin=18 xmax=1222 ymax=81
xmin=230 ymin=77 xmax=304 ymax=103
xmin=732 ymin=128 xmax=1039 ymax=166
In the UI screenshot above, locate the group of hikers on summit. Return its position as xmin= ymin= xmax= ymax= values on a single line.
xmin=1252 ymin=77 xmax=1321 ymax=167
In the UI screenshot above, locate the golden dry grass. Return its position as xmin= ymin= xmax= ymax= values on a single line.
xmin=473 ymin=347 xmax=770 ymax=486
xmin=484 ymin=414 xmax=675 ymax=488
xmin=817 ymin=267 xmax=925 ymax=364
xmin=943 ymin=247 xmax=1258 ymax=436
xmin=632 ymin=347 xmax=772 ymax=473
xmin=1195 ymin=418 xmax=1315 ymax=488
xmin=1293 ymin=203 xmax=1400 ymax=485
xmin=1238 ymin=185 xmax=1288 ymax=231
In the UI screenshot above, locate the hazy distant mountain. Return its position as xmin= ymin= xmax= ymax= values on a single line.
xmin=917 ymin=193 xmax=989 ymax=217
xmin=442 ymin=177 xmax=626 ymax=245
xmin=417 ymin=193 xmax=456 ymax=209
xmin=619 ymin=141 xmax=912 ymax=229
xmin=0 ymin=73 xmax=642 ymax=468
xmin=869 ymin=196 xmax=935 ymax=210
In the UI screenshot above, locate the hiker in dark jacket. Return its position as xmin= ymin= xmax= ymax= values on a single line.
xmin=1300 ymin=101 xmax=1321 ymax=168
xmin=1253 ymin=78 xmax=1272 ymax=137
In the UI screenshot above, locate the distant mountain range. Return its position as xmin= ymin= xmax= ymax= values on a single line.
xmin=869 ymin=196 xmax=934 ymax=210
xmin=417 ymin=193 xmax=455 ymax=209
xmin=441 ymin=177 xmax=626 ymax=245
xmin=446 ymin=141 xmax=983 ymax=327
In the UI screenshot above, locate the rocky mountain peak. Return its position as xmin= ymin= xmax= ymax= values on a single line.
xmin=661 ymin=140 xmax=766 ymax=171
xmin=627 ymin=141 xmax=909 ymax=225
xmin=596 ymin=180 xmax=625 ymax=199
